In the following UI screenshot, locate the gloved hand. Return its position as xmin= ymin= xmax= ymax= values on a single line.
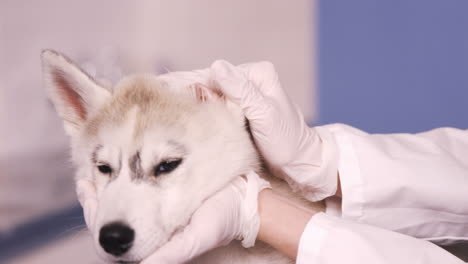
xmin=141 ymin=171 xmax=271 ymax=264
xmin=75 ymin=178 xmax=98 ymax=233
xmin=211 ymin=60 xmax=338 ymax=201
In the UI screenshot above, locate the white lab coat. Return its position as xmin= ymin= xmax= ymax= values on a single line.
xmin=297 ymin=124 xmax=468 ymax=263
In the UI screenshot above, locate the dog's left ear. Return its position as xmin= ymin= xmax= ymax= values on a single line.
xmin=41 ymin=50 xmax=111 ymax=136
xmin=189 ymin=82 xmax=225 ymax=103
xmin=189 ymin=81 xmax=245 ymax=121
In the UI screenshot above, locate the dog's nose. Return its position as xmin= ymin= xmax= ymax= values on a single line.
xmin=99 ymin=222 xmax=135 ymax=256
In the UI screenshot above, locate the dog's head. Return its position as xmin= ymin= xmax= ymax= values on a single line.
xmin=41 ymin=50 xmax=259 ymax=262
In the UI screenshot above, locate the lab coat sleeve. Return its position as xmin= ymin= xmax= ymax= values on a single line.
xmin=319 ymin=124 xmax=468 ymax=245
xmin=296 ymin=212 xmax=465 ymax=264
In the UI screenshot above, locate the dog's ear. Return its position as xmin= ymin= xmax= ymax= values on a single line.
xmin=189 ymin=82 xmax=225 ymax=103
xmin=41 ymin=50 xmax=111 ymax=136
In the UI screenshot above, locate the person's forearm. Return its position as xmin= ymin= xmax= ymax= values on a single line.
xmin=257 ymin=189 xmax=318 ymax=259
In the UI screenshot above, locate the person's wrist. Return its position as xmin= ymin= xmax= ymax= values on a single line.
xmin=257 ymin=189 xmax=317 ymax=259
xmin=257 ymin=189 xmax=274 ymax=242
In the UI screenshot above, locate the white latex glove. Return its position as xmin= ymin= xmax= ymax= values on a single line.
xmin=75 ymin=178 xmax=98 ymax=233
xmin=142 ymin=171 xmax=271 ymax=264
xmin=211 ymin=60 xmax=338 ymax=201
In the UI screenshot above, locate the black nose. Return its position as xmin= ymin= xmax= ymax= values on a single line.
xmin=99 ymin=222 xmax=135 ymax=256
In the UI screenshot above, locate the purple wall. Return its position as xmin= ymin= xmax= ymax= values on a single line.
xmin=318 ymin=0 xmax=468 ymax=133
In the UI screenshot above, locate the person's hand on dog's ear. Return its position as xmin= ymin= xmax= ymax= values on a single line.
xmin=211 ymin=60 xmax=339 ymax=202
xmin=76 ymin=178 xmax=98 ymax=233
xmin=141 ymin=171 xmax=270 ymax=264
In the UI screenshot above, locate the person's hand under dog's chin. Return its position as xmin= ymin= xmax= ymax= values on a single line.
xmin=140 ymin=173 xmax=270 ymax=264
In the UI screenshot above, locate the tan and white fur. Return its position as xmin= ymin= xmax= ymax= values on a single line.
xmin=41 ymin=50 xmax=322 ymax=264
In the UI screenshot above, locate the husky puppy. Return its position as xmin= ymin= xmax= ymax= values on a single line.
xmin=42 ymin=50 xmax=322 ymax=264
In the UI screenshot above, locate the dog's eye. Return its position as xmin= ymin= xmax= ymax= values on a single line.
xmin=97 ymin=164 xmax=112 ymax=174
xmin=154 ymin=159 xmax=182 ymax=176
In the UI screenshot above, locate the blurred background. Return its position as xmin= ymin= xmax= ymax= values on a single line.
xmin=0 ymin=0 xmax=466 ymax=263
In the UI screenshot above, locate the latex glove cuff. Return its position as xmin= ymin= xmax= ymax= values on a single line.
xmin=237 ymin=171 xmax=271 ymax=248
xmin=280 ymin=126 xmax=339 ymax=202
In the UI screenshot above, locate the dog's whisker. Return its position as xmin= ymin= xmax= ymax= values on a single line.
xmin=58 ymin=216 xmax=87 ymax=220
xmin=161 ymin=65 xmax=172 ymax=74
xmin=53 ymin=225 xmax=89 ymax=240
xmin=66 ymin=228 xmax=92 ymax=244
